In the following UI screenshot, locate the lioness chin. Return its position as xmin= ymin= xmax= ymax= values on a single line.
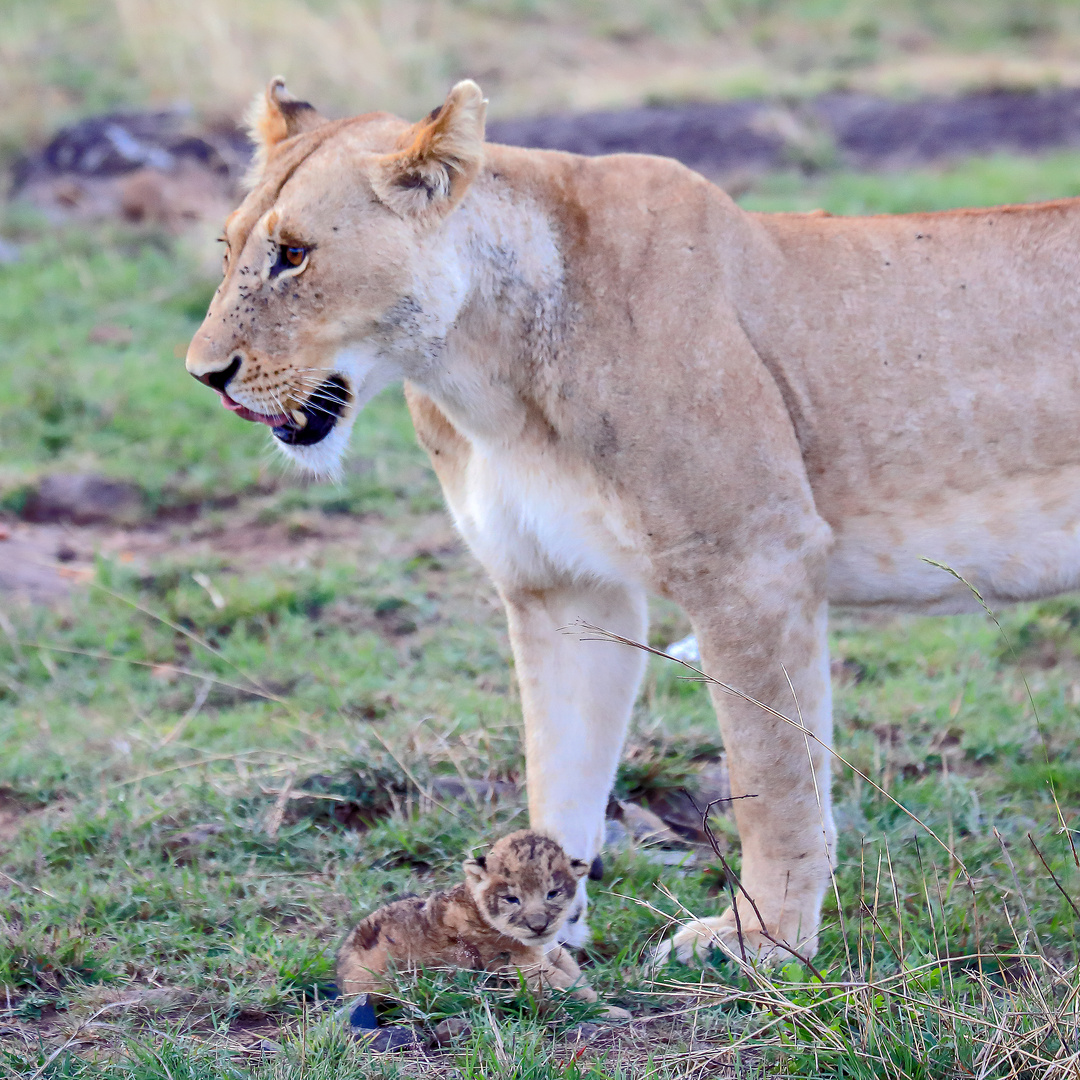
xmin=187 ymin=76 xmax=1080 ymax=963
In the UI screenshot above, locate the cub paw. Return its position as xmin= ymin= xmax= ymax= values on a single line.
xmin=598 ymin=1004 xmax=632 ymax=1021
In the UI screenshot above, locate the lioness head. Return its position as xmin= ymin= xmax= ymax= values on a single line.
xmin=463 ymin=830 xmax=589 ymax=946
xmin=185 ymin=77 xmax=487 ymax=474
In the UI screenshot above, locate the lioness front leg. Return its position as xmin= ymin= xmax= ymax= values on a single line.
xmin=659 ymin=532 xmax=836 ymax=965
xmin=502 ymin=580 xmax=647 ymax=946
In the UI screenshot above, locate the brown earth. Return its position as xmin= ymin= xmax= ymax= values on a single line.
xmin=12 ymin=86 xmax=1080 ymax=229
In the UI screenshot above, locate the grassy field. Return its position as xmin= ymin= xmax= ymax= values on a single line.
xmin=3 ymin=144 xmax=1080 ymax=1075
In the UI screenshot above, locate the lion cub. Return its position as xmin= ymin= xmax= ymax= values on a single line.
xmin=337 ymin=830 xmax=628 ymax=1019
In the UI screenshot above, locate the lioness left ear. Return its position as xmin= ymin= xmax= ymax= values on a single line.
xmin=371 ymin=80 xmax=486 ymax=219
xmin=245 ymin=77 xmax=326 ymax=186
xmin=569 ymin=858 xmax=590 ymax=881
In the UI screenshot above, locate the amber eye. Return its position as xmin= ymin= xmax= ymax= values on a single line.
xmin=271 ymin=244 xmax=309 ymax=277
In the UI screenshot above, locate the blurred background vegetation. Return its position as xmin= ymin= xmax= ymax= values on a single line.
xmin=7 ymin=0 xmax=1080 ymax=167
xmin=3 ymin=3 xmax=1080 ymax=1075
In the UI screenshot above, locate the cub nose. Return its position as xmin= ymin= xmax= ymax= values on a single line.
xmin=524 ymin=913 xmax=550 ymax=934
xmin=192 ymin=354 xmax=242 ymax=392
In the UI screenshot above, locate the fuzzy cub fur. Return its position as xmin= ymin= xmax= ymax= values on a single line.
xmin=337 ymin=830 xmax=626 ymax=1017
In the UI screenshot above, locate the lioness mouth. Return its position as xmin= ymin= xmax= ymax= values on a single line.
xmin=272 ymin=375 xmax=352 ymax=447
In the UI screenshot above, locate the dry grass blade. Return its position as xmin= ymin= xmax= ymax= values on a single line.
xmin=22 ymin=644 xmax=285 ymax=704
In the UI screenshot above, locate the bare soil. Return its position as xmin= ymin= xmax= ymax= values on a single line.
xmin=13 ymin=87 xmax=1080 ymax=229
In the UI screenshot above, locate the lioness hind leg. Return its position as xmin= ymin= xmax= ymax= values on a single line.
xmin=659 ymin=529 xmax=836 ymax=966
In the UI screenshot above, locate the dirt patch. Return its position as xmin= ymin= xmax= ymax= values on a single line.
xmin=489 ymin=86 xmax=1080 ymax=179
xmin=10 ymin=109 xmax=248 ymax=231
xmin=12 ymin=87 xmax=1080 ymax=232
xmin=0 ymin=500 xmax=469 ymax=608
xmin=0 ymin=789 xmax=33 ymax=844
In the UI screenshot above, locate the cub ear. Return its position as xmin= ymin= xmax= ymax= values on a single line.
xmin=245 ymin=77 xmax=326 ymax=186
xmin=462 ymin=853 xmax=488 ymax=884
xmin=569 ymin=858 xmax=590 ymax=881
xmin=371 ymin=80 xmax=486 ymax=219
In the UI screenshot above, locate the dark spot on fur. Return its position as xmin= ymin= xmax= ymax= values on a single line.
xmin=355 ymin=918 xmax=382 ymax=951
xmin=595 ymin=412 xmax=618 ymax=458
xmin=589 ymin=855 xmax=603 ymax=881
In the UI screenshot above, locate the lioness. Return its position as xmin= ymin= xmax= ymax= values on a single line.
xmin=186 ymin=77 xmax=1080 ymax=963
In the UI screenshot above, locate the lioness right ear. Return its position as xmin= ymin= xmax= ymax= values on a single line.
xmin=462 ymin=854 xmax=488 ymax=884
xmin=245 ymin=77 xmax=326 ymax=186
xmin=371 ymin=80 xmax=486 ymax=219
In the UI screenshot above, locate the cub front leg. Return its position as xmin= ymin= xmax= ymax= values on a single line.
xmin=501 ymin=580 xmax=648 ymax=947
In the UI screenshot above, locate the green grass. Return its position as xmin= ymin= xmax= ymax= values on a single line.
xmin=2 ymin=153 xmax=1080 ymax=1075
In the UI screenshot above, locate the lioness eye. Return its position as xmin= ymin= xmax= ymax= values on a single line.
xmin=503 ymin=895 xmax=520 ymax=905
xmin=271 ymin=244 xmax=309 ymax=277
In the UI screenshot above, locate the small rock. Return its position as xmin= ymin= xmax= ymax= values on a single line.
xmin=665 ymin=634 xmax=700 ymax=664
xmin=565 ymin=1022 xmax=602 ymax=1045
xmin=348 ymin=997 xmax=377 ymax=1031
xmin=604 ymin=817 xmax=629 ymax=848
xmin=429 ymin=1017 xmax=471 ymax=1046
xmin=640 ymin=849 xmax=697 ymax=868
xmin=617 ymin=801 xmax=684 ymax=845
xmin=355 ymin=1026 xmax=422 ymax=1052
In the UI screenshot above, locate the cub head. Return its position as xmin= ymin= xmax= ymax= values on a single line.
xmin=463 ymin=830 xmax=589 ymax=946
xmin=184 ymin=77 xmax=487 ymax=475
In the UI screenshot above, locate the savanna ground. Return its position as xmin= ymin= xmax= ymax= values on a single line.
xmin=3 ymin=2 xmax=1080 ymax=1077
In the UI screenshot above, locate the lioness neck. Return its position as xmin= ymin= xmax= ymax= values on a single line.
xmin=409 ymin=158 xmax=567 ymax=445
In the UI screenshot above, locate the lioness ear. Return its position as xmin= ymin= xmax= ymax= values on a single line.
xmin=569 ymin=858 xmax=590 ymax=882
xmin=462 ymin=854 xmax=488 ymax=884
xmin=245 ymin=77 xmax=326 ymax=185
xmin=371 ymin=80 xmax=486 ymax=219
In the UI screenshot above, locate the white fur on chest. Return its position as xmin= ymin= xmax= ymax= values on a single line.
xmin=451 ymin=443 xmax=647 ymax=591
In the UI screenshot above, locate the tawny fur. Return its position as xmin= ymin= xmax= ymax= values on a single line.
xmin=336 ymin=831 xmax=617 ymax=1010
xmin=188 ymin=79 xmax=1080 ymax=965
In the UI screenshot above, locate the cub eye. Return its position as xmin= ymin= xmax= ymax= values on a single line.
xmin=503 ymin=895 xmax=520 ymax=905
xmin=547 ymin=889 xmax=560 ymax=900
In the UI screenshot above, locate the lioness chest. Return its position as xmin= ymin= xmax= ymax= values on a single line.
xmin=448 ymin=438 xmax=650 ymax=591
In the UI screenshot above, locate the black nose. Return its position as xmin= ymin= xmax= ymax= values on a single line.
xmin=196 ymin=355 xmax=241 ymax=392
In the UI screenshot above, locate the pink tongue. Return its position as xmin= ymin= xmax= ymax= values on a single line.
xmin=218 ymin=393 xmax=290 ymax=427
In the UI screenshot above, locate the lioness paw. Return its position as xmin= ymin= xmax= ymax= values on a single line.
xmin=556 ymin=897 xmax=591 ymax=947
xmin=653 ymin=917 xmax=790 ymax=967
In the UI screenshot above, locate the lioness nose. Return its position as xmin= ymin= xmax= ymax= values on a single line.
xmin=192 ymin=354 xmax=242 ymax=392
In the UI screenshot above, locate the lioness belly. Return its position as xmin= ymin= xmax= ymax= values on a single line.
xmin=827 ymin=463 xmax=1080 ymax=613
